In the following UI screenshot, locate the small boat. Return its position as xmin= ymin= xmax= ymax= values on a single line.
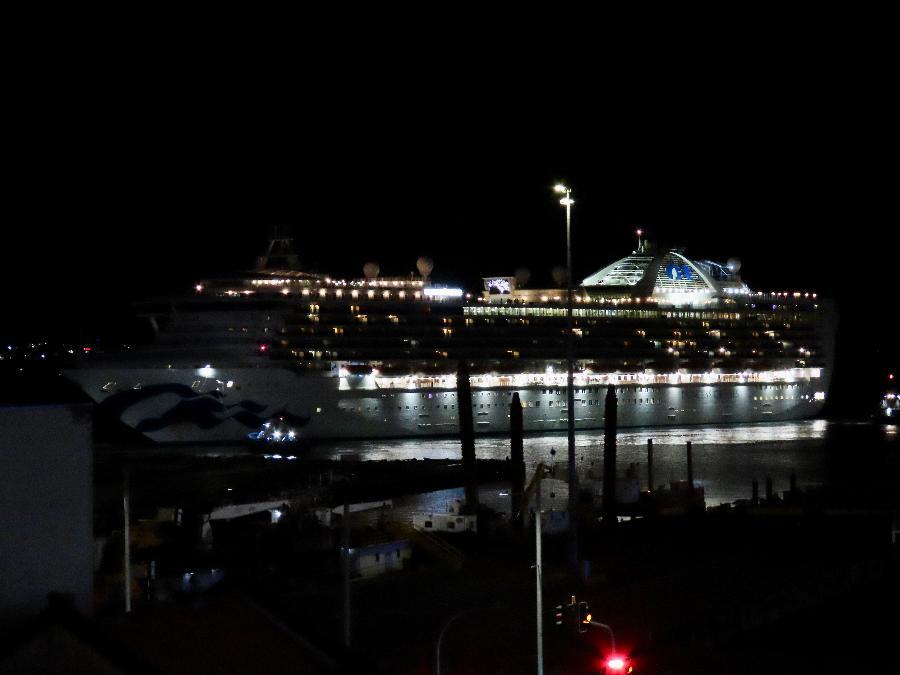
xmin=247 ymin=416 xmax=299 ymax=442
xmin=880 ymin=390 xmax=898 ymax=421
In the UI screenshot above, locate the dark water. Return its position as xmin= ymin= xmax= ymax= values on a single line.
xmin=306 ymin=420 xmax=899 ymax=514
xmin=115 ymin=420 xmax=898 ymax=519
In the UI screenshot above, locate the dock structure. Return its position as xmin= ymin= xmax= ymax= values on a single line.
xmin=510 ymin=392 xmax=525 ymax=531
xmin=457 ymin=360 xmax=478 ymax=514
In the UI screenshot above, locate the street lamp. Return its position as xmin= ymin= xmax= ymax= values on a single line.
xmin=553 ymin=183 xmax=578 ymax=571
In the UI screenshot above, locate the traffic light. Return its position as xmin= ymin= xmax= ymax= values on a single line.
xmin=553 ymin=604 xmax=564 ymax=626
xmin=577 ymin=600 xmax=591 ymax=633
xmin=602 ymin=655 xmax=633 ymax=673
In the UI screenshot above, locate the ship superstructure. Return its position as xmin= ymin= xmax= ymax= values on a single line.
xmin=65 ymin=236 xmax=836 ymax=442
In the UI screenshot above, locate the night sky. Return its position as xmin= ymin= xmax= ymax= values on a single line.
xmin=4 ymin=38 xmax=896 ymax=409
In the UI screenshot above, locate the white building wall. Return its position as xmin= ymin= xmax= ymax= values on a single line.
xmin=353 ymin=544 xmax=412 ymax=578
xmin=0 ymin=405 xmax=94 ymax=629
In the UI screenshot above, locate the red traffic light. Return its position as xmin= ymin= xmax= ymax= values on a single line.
xmin=608 ymin=656 xmax=633 ymax=673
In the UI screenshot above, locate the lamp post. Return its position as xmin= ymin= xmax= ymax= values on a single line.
xmin=554 ymin=183 xmax=578 ymax=571
xmin=435 ymin=609 xmax=468 ymax=675
xmin=588 ymin=620 xmax=616 ymax=653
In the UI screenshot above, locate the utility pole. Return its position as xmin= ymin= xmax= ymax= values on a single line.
xmin=122 ymin=469 xmax=131 ymax=614
xmin=342 ymin=498 xmax=351 ymax=648
xmin=520 ymin=464 xmax=548 ymax=675
xmin=534 ymin=470 xmax=544 ymax=675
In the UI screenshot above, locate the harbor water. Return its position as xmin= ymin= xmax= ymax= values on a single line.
xmin=96 ymin=419 xmax=898 ymax=521
xmin=306 ymin=419 xmax=898 ymax=516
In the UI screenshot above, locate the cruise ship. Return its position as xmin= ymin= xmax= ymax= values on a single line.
xmin=65 ymin=233 xmax=836 ymax=443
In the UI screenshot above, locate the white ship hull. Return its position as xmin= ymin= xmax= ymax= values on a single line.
xmin=65 ymin=366 xmax=829 ymax=443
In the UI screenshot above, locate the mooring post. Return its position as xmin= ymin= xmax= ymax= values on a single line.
xmin=602 ymin=385 xmax=618 ymax=525
xmin=510 ymin=392 xmax=525 ymax=531
xmin=457 ymin=361 xmax=478 ymax=513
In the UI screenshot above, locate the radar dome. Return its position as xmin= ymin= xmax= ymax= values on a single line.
xmin=363 ymin=262 xmax=380 ymax=279
xmin=514 ymin=267 xmax=531 ymax=288
xmin=726 ymin=257 xmax=742 ymax=274
xmin=416 ymin=256 xmax=434 ymax=278
xmin=551 ymin=265 xmax=567 ymax=287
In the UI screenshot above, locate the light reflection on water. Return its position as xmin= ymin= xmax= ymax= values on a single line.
xmin=169 ymin=420 xmax=895 ymax=517
xmin=313 ymin=420 xmax=835 ymax=510
xmin=312 ymin=420 xmax=830 ymax=461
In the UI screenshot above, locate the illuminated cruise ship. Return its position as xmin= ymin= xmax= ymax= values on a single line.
xmin=65 ymin=234 xmax=836 ymax=443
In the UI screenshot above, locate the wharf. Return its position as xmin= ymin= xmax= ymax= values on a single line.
xmin=94 ymin=451 xmax=511 ymax=517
